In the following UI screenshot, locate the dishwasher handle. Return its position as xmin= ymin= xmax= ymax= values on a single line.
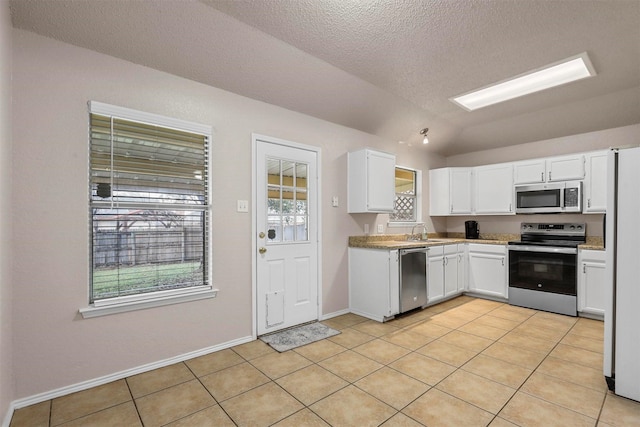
xmin=400 ymin=247 xmax=429 ymax=256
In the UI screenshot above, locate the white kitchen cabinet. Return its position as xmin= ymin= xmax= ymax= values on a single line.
xmin=546 ymin=154 xmax=585 ymax=182
xmin=348 ymin=247 xmax=399 ymax=321
xmin=427 ymin=244 xmax=464 ymax=305
xmin=513 ymin=159 xmax=546 ymax=184
xmin=444 ymin=244 xmax=461 ymax=297
xmin=514 ymin=154 xmax=585 ymax=184
xmin=474 ymin=163 xmax=514 ymax=214
xmin=427 ymin=246 xmax=445 ymax=303
xmin=429 ymin=168 xmax=473 ymax=216
xmin=578 ymin=249 xmax=606 ymax=318
xmin=583 ymin=150 xmax=608 ymax=213
xmin=467 ymin=244 xmax=508 ymax=300
xmin=457 ymin=244 xmax=468 ymax=293
xmin=348 ymin=148 xmax=396 ymax=213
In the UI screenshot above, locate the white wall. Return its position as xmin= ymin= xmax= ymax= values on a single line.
xmin=443 ymin=124 xmax=640 ymax=236
xmin=0 ymin=0 xmax=13 ymax=422
xmin=10 ymin=29 xmax=437 ymax=400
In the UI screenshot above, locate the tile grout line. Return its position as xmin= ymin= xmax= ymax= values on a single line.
xmin=122 ymin=376 xmax=145 ymax=427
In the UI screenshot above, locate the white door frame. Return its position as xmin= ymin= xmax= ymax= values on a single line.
xmin=251 ymin=133 xmax=322 ymax=338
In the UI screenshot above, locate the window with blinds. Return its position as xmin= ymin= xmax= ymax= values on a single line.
xmin=88 ymin=102 xmax=211 ymax=304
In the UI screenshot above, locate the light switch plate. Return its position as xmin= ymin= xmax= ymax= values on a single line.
xmin=377 ymin=224 xmax=384 ymax=233
xmin=237 ymin=200 xmax=249 ymax=213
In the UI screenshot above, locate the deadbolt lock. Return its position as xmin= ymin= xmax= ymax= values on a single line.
xmin=259 ymin=232 xmax=265 ymax=238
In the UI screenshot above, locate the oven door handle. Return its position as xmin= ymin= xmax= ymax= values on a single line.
xmin=508 ymin=245 xmax=577 ymax=255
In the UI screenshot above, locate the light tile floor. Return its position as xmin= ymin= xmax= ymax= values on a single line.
xmin=10 ymin=296 xmax=640 ymax=426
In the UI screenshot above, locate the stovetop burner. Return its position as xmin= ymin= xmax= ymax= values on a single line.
xmin=509 ymin=222 xmax=586 ymax=247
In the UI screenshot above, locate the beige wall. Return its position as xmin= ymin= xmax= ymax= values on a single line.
xmin=0 ymin=0 xmax=14 ymax=422
xmin=442 ymin=124 xmax=640 ymax=236
xmin=10 ymin=29 xmax=437 ymax=400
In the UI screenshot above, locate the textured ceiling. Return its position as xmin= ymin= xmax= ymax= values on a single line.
xmin=9 ymin=0 xmax=640 ymax=155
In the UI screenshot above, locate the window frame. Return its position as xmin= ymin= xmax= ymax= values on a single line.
xmin=80 ymin=101 xmax=216 ymax=318
xmin=388 ymin=166 xmax=422 ymax=227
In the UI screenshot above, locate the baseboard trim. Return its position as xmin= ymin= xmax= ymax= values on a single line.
xmin=8 ymin=335 xmax=254 ymax=415
xmin=2 ymin=402 xmax=16 ymax=427
xmin=320 ymin=308 xmax=350 ymax=320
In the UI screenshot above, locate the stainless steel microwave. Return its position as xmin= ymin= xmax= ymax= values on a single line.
xmin=514 ymin=181 xmax=582 ymax=214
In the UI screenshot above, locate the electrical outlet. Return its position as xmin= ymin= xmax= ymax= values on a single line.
xmin=332 ymin=196 xmax=339 ymax=207
xmin=377 ymin=224 xmax=384 ymax=233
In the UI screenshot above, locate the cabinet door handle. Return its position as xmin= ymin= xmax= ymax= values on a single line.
xmin=549 ymin=171 xmax=552 ymax=181
xmin=583 ymin=264 xmax=586 ymax=274
xmin=587 ymin=199 xmax=591 ymax=208
xmin=450 ymin=204 xmax=453 ymax=213
xmin=501 ymin=258 xmax=504 ymax=266
xmin=541 ymin=172 xmax=544 ymax=182
xmin=509 ymin=203 xmax=512 ymax=212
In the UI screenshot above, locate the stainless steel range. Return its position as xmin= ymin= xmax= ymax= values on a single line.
xmin=508 ymin=223 xmax=586 ymax=316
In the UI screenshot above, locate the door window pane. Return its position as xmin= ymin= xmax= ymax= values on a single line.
xmin=266 ymin=157 xmax=309 ymax=243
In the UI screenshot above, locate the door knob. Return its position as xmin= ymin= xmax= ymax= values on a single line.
xmin=259 ymin=247 xmax=267 ymax=254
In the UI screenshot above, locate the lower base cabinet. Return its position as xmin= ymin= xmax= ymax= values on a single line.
xmin=578 ymin=249 xmax=606 ymax=318
xmin=428 ymin=244 xmax=465 ymax=305
xmin=348 ymin=247 xmax=399 ymax=321
xmin=467 ymin=243 xmax=508 ymax=300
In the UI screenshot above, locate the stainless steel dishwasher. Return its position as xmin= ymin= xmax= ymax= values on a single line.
xmin=399 ymin=247 xmax=428 ymax=313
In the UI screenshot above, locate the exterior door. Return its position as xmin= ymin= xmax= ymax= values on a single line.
xmin=254 ymin=136 xmax=319 ymax=336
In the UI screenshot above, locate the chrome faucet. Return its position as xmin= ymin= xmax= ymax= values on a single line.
xmin=410 ymin=223 xmax=428 ymax=241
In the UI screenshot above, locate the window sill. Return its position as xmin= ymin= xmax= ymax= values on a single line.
xmin=79 ymin=287 xmax=218 ymax=319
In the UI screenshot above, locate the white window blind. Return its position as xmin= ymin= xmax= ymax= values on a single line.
xmin=88 ymin=102 xmax=211 ymax=304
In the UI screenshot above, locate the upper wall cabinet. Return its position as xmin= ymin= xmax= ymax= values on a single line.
xmin=513 ymin=159 xmax=546 ymax=184
xmin=513 ymin=154 xmax=585 ymax=184
xmin=546 ymin=154 xmax=585 ymax=182
xmin=429 ymin=168 xmax=473 ymax=216
xmin=348 ymin=148 xmax=396 ymax=213
xmin=475 ymin=163 xmax=514 ymax=215
xmin=583 ymin=150 xmax=608 ymax=213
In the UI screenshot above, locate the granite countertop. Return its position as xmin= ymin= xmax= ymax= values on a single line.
xmin=349 ymin=234 xmax=605 ymax=250
xmin=349 ymin=233 xmax=516 ymax=249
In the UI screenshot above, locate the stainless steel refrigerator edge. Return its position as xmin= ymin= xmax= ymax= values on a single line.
xmin=604 ymin=147 xmax=640 ymax=402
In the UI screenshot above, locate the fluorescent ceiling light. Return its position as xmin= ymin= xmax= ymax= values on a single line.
xmin=451 ymin=52 xmax=596 ymax=111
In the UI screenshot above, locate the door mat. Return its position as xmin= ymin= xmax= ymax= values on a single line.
xmin=259 ymin=322 xmax=341 ymax=352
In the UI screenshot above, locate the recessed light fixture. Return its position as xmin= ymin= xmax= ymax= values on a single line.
xmin=420 ymin=128 xmax=429 ymax=144
xmin=451 ymin=52 xmax=596 ymax=111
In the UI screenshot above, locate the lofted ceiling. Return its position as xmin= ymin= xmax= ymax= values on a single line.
xmin=9 ymin=0 xmax=640 ymax=156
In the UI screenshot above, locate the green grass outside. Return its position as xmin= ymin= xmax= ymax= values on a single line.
xmin=93 ymin=261 xmax=203 ymax=300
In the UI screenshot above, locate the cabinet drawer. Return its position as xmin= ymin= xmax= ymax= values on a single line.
xmin=427 ymin=246 xmax=444 ymax=256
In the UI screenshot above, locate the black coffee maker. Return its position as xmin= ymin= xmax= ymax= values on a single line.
xmin=465 ymin=220 xmax=479 ymax=239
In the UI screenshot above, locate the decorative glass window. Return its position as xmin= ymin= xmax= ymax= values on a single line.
xmin=88 ymin=102 xmax=212 ymax=307
xmin=390 ymin=167 xmax=418 ymax=222
xmin=266 ymin=159 xmax=308 ymax=243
